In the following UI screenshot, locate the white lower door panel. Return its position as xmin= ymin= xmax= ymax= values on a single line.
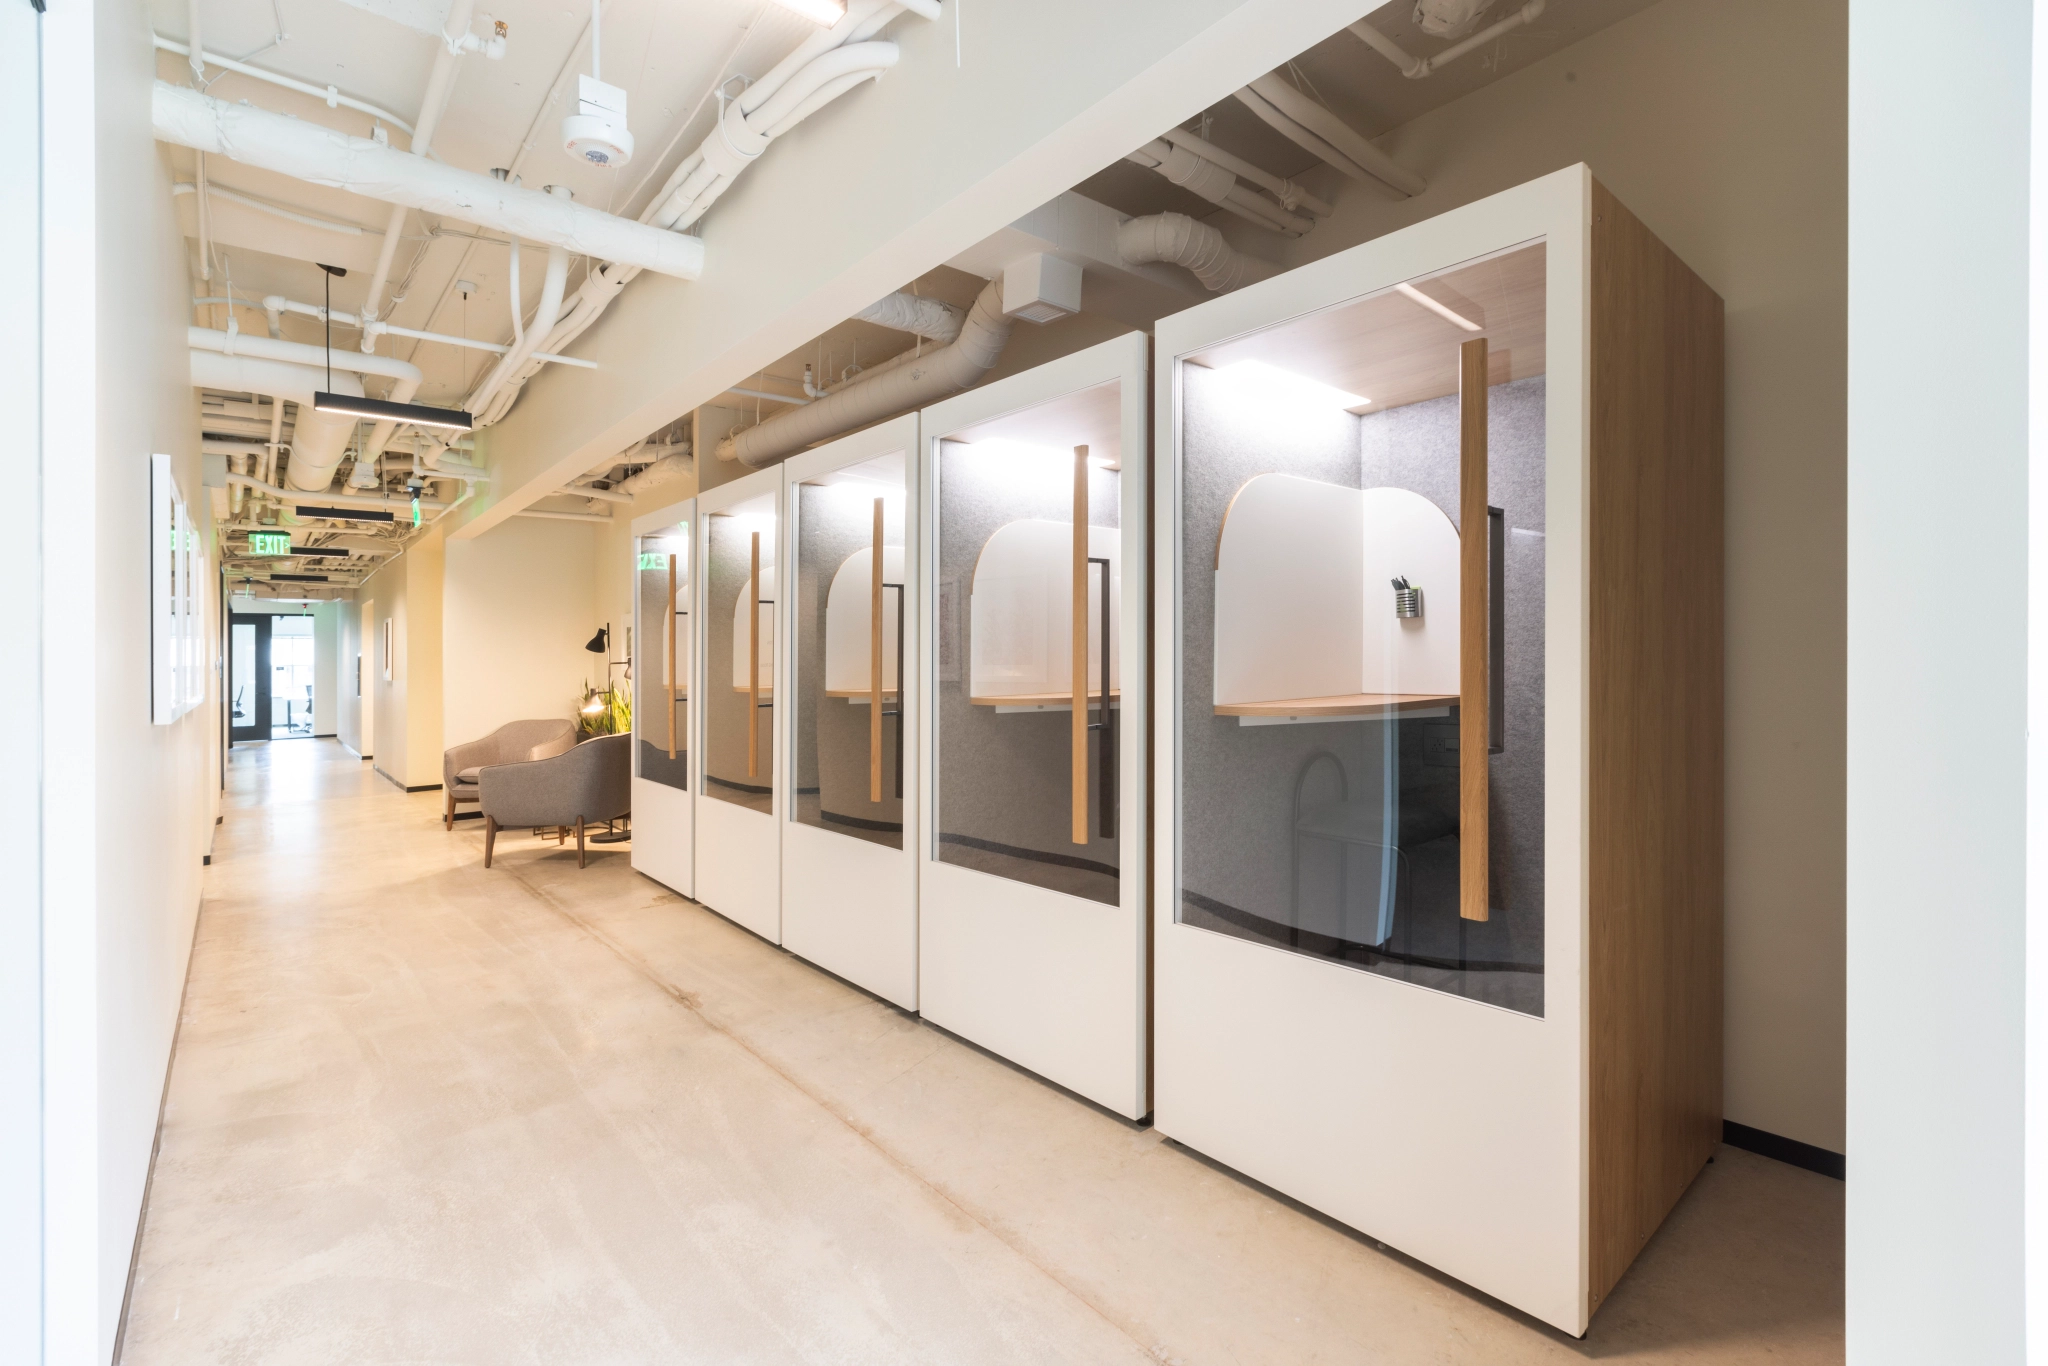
xmin=919 ymin=860 xmax=1144 ymax=1118
xmin=783 ymin=821 xmax=916 ymax=1008
xmin=629 ymin=777 xmax=693 ymax=898
xmin=695 ymin=797 xmax=779 ymax=941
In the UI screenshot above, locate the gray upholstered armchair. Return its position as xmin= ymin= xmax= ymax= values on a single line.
xmin=443 ymin=719 xmax=579 ymax=829
xmin=478 ymin=733 xmax=632 ymax=869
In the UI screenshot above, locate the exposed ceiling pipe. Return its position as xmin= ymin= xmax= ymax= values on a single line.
xmin=719 ymin=278 xmax=1013 ymax=469
xmin=563 ymin=483 xmax=634 ymax=504
xmin=1125 ymin=139 xmax=1313 ymax=236
xmin=854 ymin=291 xmax=963 ymax=342
xmin=175 ymin=182 xmax=377 ymax=237
xmin=1159 ymin=127 xmax=1331 ymax=217
xmin=477 ymin=0 xmax=939 ymax=429
xmin=516 ymin=509 xmax=613 ymax=523
xmin=191 ymin=349 xmax=362 ymax=491
xmin=358 ymin=0 xmax=488 ymax=332
xmin=261 ymin=294 xmax=595 ymax=368
xmin=227 ymin=471 xmax=446 ymax=511
xmin=1235 ymin=75 xmax=1425 ymax=199
xmin=152 ymin=82 xmax=703 ymax=279
xmin=465 ymin=187 xmax=573 ymax=418
xmin=152 ymin=34 xmax=418 ymax=135
xmin=1350 ymin=0 xmax=1546 ymax=80
xmin=1116 ymin=212 xmax=1273 ymax=292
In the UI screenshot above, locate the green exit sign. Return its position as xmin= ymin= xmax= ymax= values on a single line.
xmin=249 ymin=532 xmax=291 ymax=557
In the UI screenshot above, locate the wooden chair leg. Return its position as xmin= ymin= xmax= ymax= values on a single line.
xmin=576 ymin=816 xmax=586 ymax=869
xmin=444 ymin=789 xmax=454 ymax=830
xmin=484 ymin=815 xmax=497 ymax=869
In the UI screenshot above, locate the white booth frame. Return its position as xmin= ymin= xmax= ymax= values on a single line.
xmin=780 ymin=413 xmax=921 ymax=1009
xmin=695 ymin=465 xmax=786 ymax=943
xmin=630 ymin=495 xmax=695 ymax=900
xmin=1151 ymin=168 xmax=1591 ymax=1332
xmin=918 ymin=330 xmax=1152 ymax=1120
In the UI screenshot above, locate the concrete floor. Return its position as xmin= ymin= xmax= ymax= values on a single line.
xmin=119 ymin=739 xmax=1844 ymax=1364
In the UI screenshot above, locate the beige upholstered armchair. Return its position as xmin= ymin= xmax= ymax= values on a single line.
xmin=443 ymin=719 xmax=579 ymax=829
xmin=478 ymin=733 xmax=632 ymax=869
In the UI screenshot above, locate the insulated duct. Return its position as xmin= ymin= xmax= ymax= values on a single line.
xmin=1126 ymin=139 xmax=1313 ymax=236
xmin=618 ymin=450 xmax=695 ymax=496
xmin=151 ymin=82 xmax=704 ymax=279
xmin=1116 ymin=213 xmax=1273 ymax=293
xmin=854 ymin=291 xmax=963 ymax=342
xmin=719 ymin=279 xmax=1013 ymax=469
xmin=190 ymin=350 xmax=363 ymax=492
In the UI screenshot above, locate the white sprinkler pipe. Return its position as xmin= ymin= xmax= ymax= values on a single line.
xmin=227 ymin=472 xmax=449 ymax=512
xmin=360 ymin=0 xmax=481 ymax=328
xmin=152 ymin=82 xmax=703 ymax=279
xmin=465 ymin=187 xmax=573 ymax=417
xmin=469 ymin=0 xmax=937 ymax=428
xmin=1159 ymin=126 xmax=1331 ymax=216
xmin=1126 ymin=139 xmax=1314 ymax=236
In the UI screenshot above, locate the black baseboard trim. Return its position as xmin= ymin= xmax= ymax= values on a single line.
xmin=405 ymin=783 xmax=443 ymax=793
xmin=1722 ymin=1120 xmax=1843 ymax=1180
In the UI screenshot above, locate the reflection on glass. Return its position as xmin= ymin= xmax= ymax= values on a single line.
xmin=704 ymin=497 xmax=776 ymax=812
xmin=635 ymin=525 xmax=690 ymax=789
xmin=933 ymin=384 xmax=1122 ymax=905
xmin=230 ymin=622 xmax=255 ymax=727
xmin=794 ymin=456 xmax=906 ymax=848
xmin=1177 ymin=242 xmax=1547 ymax=1015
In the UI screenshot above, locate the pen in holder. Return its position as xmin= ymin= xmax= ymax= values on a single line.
xmin=1391 ymin=576 xmax=1422 ymax=619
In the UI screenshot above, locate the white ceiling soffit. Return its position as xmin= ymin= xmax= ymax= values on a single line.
xmin=944 ymin=192 xmax=1209 ymax=332
xmin=328 ymin=0 xmax=453 ymax=40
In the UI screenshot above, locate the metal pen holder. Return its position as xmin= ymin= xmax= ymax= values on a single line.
xmin=1391 ymin=577 xmax=1422 ymax=619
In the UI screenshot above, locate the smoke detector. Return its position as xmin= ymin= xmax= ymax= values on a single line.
xmin=1413 ymin=0 xmax=1500 ymax=38
xmin=564 ymin=73 xmax=634 ymax=167
xmin=1001 ymin=254 xmax=1083 ymax=325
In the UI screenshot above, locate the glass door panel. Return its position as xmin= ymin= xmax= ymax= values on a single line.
xmin=635 ymin=525 xmax=691 ymax=789
xmin=703 ymin=493 xmax=777 ymax=812
xmin=229 ymin=617 xmax=262 ymax=741
xmin=932 ymin=381 xmax=1123 ymax=906
xmin=1176 ymin=241 xmax=1547 ymax=1015
xmin=793 ymin=455 xmax=906 ymax=849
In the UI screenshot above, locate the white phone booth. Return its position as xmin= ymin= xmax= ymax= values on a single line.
xmin=780 ymin=413 xmax=920 ymax=1008
xmin=1151 ymin=166 xmax=1723 ymax=1335
xmin=694 ymin=465 xmax=784 ymax=942
xmin=918 ymin=331 xmax=1150 ymax=1120
xmin=631 ymin=497 xmax=695 ymax=896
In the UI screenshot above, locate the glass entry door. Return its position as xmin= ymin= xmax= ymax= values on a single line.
xmin=228 ymin=614 xmax=266 ymax=742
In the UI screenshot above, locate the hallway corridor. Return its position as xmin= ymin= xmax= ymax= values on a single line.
xmin=117 ymin=741 xmax=1844 ymax=1364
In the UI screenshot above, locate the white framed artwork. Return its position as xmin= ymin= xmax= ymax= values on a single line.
xmin=151 ymin=453 xmax=204 ymax=725
xmin=382 ymin=616 xmax=394 ymax=681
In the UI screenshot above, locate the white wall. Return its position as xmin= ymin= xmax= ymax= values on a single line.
xmin=1848 ymin=0 xmax=2028 ymax=1361
xmin=18 ymin=0 xmax=221 ymax=1361
xmin=0 ymin=4 xmax=43 ymax=1357
xmin=443 ymin=517 xmax=602 ymax=748
xmin=1226 ymin=0 xmax=1848 ymax=1159
xmin=357 ymin=535 xmax=446 ymax=790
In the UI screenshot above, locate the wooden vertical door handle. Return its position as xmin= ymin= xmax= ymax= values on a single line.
xmin=870 ymin=497 xmax=884 ymax=803
xmin=748 ymin=530 xmax=761 ymax=779
xmin=666 ymin=552 xmax=678 ymax=760
xmin=1458 ymin=337 xmax=1491 ymax=922
xmin=1071 ymin=445 xmax=1090 ymax=846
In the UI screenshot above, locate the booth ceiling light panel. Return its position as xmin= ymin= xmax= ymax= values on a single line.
xmin=312 ymin=391 xmax=475 ymax=431
xmin=769 ymin=0 xmax=846 ymax=22
xmin=1216 ymin=359 xmax=1369 ymax=411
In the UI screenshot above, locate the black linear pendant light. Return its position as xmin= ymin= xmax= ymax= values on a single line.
xmin=312 ymin=263 xmax=474 ymax=431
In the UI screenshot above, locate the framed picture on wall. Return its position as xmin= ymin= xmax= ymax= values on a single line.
xmin=382 ymin=616 xmax=394 ymax=681
xmin=151 ymin=453 xmax=203 ymax=725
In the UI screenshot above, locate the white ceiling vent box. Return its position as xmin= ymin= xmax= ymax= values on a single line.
xmin=1001 ymin=253 xmax=1083 ymax=324
xmin=564 ymin=74 xmax=635 ymax=167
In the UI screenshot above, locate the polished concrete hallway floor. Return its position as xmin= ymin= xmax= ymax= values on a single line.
xmin=120 ymin=739 xmax=1844 ymax=1364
